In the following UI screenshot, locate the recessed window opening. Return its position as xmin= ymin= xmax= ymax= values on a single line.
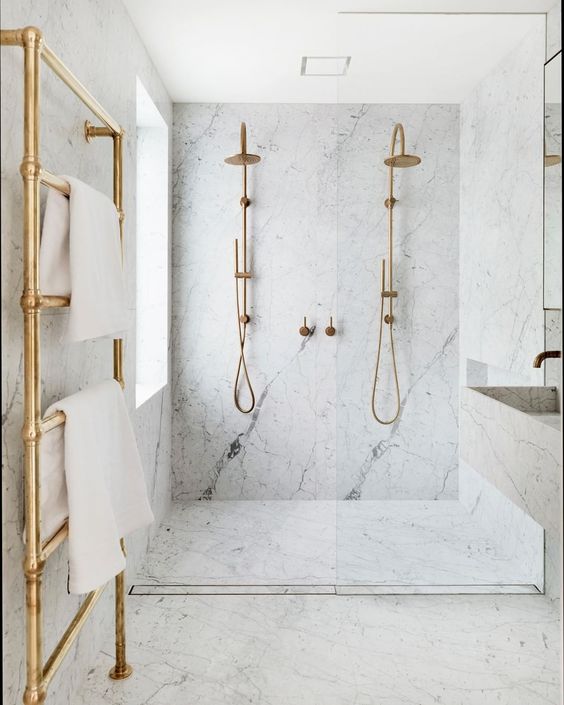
xmin=135 ymin=77 xmax=169 ymax=408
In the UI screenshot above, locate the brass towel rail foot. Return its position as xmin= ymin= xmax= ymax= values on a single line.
xmin=109 ymin=664 xmax=134 ymax=681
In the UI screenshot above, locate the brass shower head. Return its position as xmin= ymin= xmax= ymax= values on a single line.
xmin=384 ymin=153 xmax=421 ymax=168
xmin=224 ymin=122 xmax=261 ymax=166
xmin=384 ymin=123 xmax=421 ymax=168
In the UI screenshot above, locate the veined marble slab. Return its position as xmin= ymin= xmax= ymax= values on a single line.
xmin=460 ymin=386 xmax=562 ymax=599
xmin=135 ymin=500 xmax=337 ymax=586
xmin=172 ymin=102 xmax=459 ymax=502
xmin=135 ymin=500 xmax=542 ymax=590
xmin=75 ymin=593 xmax=561 ymax=705
xmin=459 ymin=460 xmax=544 ymax=591
xmin=460 ymin=21 xmax=545 ymax=386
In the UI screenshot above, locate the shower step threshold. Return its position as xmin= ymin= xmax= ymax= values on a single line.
xmin=130 ymin=583 xmax=541 ymax=596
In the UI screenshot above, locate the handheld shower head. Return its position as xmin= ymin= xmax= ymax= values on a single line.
xmin=224 ymin=122 xmax=261 ymax=166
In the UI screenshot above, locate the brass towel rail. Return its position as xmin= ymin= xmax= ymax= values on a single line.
xmin=1 ymin=26 xmax=131 ymax=704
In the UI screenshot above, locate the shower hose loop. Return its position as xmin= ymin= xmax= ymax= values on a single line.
xmin=234 ymin=277 xmax=256 ymax=414
xmin=371 ymin=286 xmax=401 ymax=425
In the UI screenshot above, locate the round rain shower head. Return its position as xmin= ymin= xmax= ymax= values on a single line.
xmin=224 ymin=152 xmax=261 ymax=166
xmin=225 ymin=122 xmax=261 ymax=166
xmin=384 ymin=153 xmax=421 ymax=168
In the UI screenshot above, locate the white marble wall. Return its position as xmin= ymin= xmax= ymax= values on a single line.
xmin=546 ymin=1 xmax=561 ymax=60
xmin=545 ymin=310 xmax=562 ymax=403
xmin=1 ymin=1 xmax=172 ymax=702
xmin=460 ymin=20 xmax=546 ymax=386
xmin=172 ymin=103 xmax=459 ymax=501
xmin=544 ymin=101 xmax=562 ymax=310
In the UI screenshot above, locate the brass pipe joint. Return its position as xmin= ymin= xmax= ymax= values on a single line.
xmin=21 ymin=26 xmax=43 ymax=48
xmin=21 ymin=423 xmax=43 ymax=443
xmin=20 ymin=292 xmax=43 ymax=313
xmin=20 ymin=157 xmax=41 ymax=180
xmin=84 ymin=120 xmax=114 ymax=142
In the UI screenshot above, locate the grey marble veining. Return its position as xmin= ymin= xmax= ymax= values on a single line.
xmin=1 ymin=2 xmax=172 ymax=703
xmin=460 ymin=20 xmax=545 ymax=387
xmin=75 ymin=592 xmax=561 ymax=705
xmin=171 ymin=103 xmax=459 ymax=501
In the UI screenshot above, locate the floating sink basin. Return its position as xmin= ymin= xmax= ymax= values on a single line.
xmin=470 ymin=386 xmax=560 ymax=429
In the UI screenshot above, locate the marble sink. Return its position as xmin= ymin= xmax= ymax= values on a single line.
xmin=460 ymin=385 xmax=562 ymax=597
xmin=469 ymin=385 xmax=561 ymax=429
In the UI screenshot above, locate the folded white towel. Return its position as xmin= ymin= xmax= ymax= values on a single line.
xmin=40 ymin=380 xmax=154 ymax=594
xmin=40 ymin=176 xmax=128 ymax=342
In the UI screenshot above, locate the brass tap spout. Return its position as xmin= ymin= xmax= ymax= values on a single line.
xmin=533 ymin=350 xmax=561 ymax=368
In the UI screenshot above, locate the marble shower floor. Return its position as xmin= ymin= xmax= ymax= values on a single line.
xmin=133 ymin=500 xmax=541 ymax=591
xmin=75 ymin=593 xmax=561 ymax=705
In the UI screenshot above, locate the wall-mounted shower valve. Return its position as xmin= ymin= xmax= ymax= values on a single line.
xmin=299 ymin=317 xmax=311 ymax=336
xmin=325 ymin=317 xmax=336 ymax=336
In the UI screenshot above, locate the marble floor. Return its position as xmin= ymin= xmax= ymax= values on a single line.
xmin=75 ymin=592 xmax=561 ymax=705
xmin=133 ymin=500 xmax=541 ymax=591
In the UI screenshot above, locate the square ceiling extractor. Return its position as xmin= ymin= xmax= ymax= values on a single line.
xmin=300 ymin=56 xmax=351 ymax=76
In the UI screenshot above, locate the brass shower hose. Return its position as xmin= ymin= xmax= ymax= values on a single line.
xmin=234 ymin=277 xmax=255 ymax=414
xmin=371 ymin=260 xmax=401 ymax=425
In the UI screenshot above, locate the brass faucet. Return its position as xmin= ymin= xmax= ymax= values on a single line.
xmin=533 ymin=350 xmax=561 ymax=368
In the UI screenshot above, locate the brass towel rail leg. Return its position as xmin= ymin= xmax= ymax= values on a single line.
xmin=20 ymin=26 xmax=46 ymax=705
xmin=86 ymin=123 xmax=132 ymax=680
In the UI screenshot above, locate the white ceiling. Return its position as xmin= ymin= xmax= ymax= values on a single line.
xmin=123 ymin=1 xmax=550 ymax=103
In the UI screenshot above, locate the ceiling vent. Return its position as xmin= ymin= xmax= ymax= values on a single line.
xmin=300 ymin=56 xmax=351 ymax=76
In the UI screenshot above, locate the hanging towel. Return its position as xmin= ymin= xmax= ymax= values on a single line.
xmin=39 ymin=380 xmax=154 ymax=594
xmin=40 ymin=176 xmax=128 ymax=342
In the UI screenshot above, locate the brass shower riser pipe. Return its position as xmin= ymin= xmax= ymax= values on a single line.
xmin=225 ymin=122 xmax=260 ymax=414
xmin=371 ymin=123 xmax=421 ymax=426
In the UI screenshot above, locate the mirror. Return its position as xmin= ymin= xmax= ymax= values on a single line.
xmin=544 ymin=51 xmax=562 ymax=310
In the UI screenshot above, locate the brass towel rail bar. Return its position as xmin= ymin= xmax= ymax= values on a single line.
xmin=1 ymin=26 xmax=131 ymax=704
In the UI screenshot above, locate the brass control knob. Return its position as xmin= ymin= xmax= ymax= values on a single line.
xmin=325 ymin=316 xmax=336 ymax=336
xmin=299 ymin=317 xmax=311 ymax=336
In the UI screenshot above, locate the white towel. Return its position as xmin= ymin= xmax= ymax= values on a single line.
xmin=40 ymin=176 xmax=128 ymax=342
xmin=40 ymin=380 xmax=154 ymax=594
